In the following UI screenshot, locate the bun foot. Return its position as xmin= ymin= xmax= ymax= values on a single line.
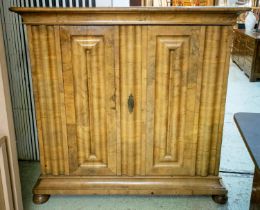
xmin=33 ymin=194 xmax=50 ymax=204
xmin=212 ymin=194 xmax=228 ymax=204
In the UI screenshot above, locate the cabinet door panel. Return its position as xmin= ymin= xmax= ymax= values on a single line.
xmin=146 ymin=26 xmax=204 ymax=176
xmin=60 ymin=26 xmax=117 ymax=175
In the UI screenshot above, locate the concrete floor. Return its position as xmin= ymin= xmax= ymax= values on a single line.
xmin=19 ymin=61 xmax=260 ymax=210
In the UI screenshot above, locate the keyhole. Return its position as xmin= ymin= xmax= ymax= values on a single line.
xmin=128 ymin=94 xmax=134 ymax=113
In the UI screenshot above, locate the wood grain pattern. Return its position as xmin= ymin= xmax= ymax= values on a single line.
xmin=33 ymin=175 xmax=226 ymax=196
xmin=27 ymin=25 xmax=69 ymax=175
xmin=9 ymin=7 xmax=249 ymax=26
xmin=119 ymin=26 xmax=146 ymax=176
xmin=232 ymin=29 xmax=260 ymax=82
xmin=146 ymin=26 xmax=203 ymax=176
xmin=11 ymin=7 xmax=248 ymax=202
xmin=251 ymin=169 xmax=260 ymax=209
xmin=196 ymin=26 xmax=232 ymax=176
xmin=60 ymin=26 xmax=117 ymax=176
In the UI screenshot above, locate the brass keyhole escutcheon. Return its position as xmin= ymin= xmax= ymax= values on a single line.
xmin=128 ymin=94 xmax=134 ymax=113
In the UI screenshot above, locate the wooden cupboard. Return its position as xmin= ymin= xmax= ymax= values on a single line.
xmin=11 ymin=6 xmax=249 ymax=205
xmin=232 ymin=29 xmax=260 ymax=82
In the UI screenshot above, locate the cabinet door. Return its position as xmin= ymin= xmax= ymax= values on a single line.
xmin=60 ymin=26 xmax=117 ymax=175
xmin=146 ymin=26 xmax=204 ymax=176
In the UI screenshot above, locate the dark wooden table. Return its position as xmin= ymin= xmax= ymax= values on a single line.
xmin=234 ymin=112 xmax=260 ymax=210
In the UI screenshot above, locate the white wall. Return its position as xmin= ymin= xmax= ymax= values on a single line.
xmin=113 ymin=0 xmax=130 ymax=6
xmin=96 ymin=0 xmax=129 ymax=6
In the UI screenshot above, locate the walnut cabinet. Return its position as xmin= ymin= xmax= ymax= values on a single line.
xmin=11 ymin=7 xmax=248 ymax=204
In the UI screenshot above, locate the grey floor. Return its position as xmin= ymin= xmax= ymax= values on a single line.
xmin=19 ymin=61 xmax=260 ymax=210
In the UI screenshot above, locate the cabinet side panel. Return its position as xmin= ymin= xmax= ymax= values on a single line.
xmin=27 ymin=25 xmax=45 ymax=173
xmin=27 ymin=25 xmax=69 ymax=175
xmin=196 ymin=26 xmax=232 ymax=176
xmin=213 ymin=26 xmax=233 ymax=175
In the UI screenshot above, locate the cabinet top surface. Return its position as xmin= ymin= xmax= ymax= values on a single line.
xmin=10 ymin=6 xmax=249 ymax=13
xmin=10 ymin=6 xmax=250 ymax=25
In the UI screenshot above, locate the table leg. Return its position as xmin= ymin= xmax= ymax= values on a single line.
xmin=250 ymin=169 xmax=260 ymax=210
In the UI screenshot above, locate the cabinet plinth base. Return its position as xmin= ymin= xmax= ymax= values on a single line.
xmin=33 ymin=175 xmax=227 ymax=198
xmin=33 ymin=194 xmax=50 ymax=204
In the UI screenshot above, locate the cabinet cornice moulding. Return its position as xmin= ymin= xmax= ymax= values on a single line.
xmin=10 ymin=7 xmax=249 ymax=25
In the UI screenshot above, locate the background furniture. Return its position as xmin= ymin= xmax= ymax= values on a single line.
xmin=136 ymin=0 xmax=215 ymax=6
xmin=12 ymin=6 xmax=248 ymax=205
xmin=234 ymin=113 xmax=260 ymax=210
xmin=130 ymin=0 xmax=142 ymax=5
xmin=232 ymin=29 xmax=260 ymax=81
xmin=153 ymin=0 xmax=213 ymax=5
